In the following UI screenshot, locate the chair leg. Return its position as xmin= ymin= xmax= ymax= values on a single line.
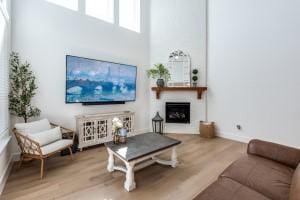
xmin=40 ymin=159 xmax=44 ymax=179
xmin=68 ymin=146 xmax=74 ymax=160
xmin=18 ymin=154 xmax=23 ymax=170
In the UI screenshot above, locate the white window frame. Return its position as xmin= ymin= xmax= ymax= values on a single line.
xmin=45 ymin=0 xmax=79 ymax=11
xmin=85 ymin=0 xmax=115 ymax=23
xmin=0 ymin=0 xmax=9 ymax=21
xmin=119 ymin=0 xmax=141 ymax=33
xmin=0 ymin=0 xmax=11 ymax=155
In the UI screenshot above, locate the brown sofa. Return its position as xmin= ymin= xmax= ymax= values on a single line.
xmin=194 ymin=139 xmax=300 ymax=200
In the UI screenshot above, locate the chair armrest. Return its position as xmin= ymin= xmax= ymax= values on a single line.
xmin=14 ymin=129 xmax=43 ymax=156
xmin=50 ymin=123 xmax=75 ymax=140
xmin=247 ymin=139 xmax=300 ymax=168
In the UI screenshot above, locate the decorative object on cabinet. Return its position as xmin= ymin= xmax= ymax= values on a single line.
xmin=76 ymin=112 xmax=134 ymax=151
xmin=192 ymin=69 xmax=199 ymax=87
xmin=152 ymin=112 xmax=164 ymax=134
xmin=147 ymin=63 xmax=171 ymax=87
xmin=167 ymin=50 xmax=191 ymax=87
xmin=112 ymin=117 xmax=123 ymax=144
xmin=119 ymin=128 xmax=128 ymax=143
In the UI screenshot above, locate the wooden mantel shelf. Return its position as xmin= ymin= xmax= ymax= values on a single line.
xmin=151 ymin=86 xmax=207 ymax=99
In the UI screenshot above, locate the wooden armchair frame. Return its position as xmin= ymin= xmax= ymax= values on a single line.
xmin=13 ymin=123 xmax=75 ymax=179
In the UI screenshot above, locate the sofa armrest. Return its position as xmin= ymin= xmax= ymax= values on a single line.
xmin=247 ymin=139 xmax=300 ymax=168
xmin=290 ymin=164 xmax=300 ymax=200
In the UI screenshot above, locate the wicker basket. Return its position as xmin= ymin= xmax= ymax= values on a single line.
xmin=199 ymin=121 xmax=215 ymax=138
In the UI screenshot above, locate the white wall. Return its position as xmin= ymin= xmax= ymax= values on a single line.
xmin=11 ymin=0 xmax=150 ymax=153
xmin=149 ymin=0 xmax=207 ymax=134
xmin=10 ymin=0 xmax=300 ymax=151
xmin=0 ymin=0 xmax=12 ymax=194
xmin=207 ymin=0 xmax=300 ymax=147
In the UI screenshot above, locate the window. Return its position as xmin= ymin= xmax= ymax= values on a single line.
xmin=119 ymin=0 xmax=140 ymax=32
xmin=85 ymin=0 xmax=114 ymax=23
xmin=0 ymin=0 xmax=10 ymax=153
xmin=45 ymin=0 xmax=78 ymax=11
xmin=43 ymin=0 xmax=141 ymax=33
xmin=0 ymin=0 xmax=8 ymax=20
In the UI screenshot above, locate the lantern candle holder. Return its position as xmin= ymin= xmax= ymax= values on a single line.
xmin=152 ymin=112 xmax=164 ymax=134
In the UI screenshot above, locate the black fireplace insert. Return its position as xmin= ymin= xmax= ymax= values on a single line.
xmin=166 ymin=102 xmax=190 ymax=124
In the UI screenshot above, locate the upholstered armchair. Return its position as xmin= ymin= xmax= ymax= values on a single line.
xmin=13 ymin=119 xmax=75 ymax=179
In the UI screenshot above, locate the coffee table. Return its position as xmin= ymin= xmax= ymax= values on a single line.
xmin=104 ymin=132 xmax=181 ymax=191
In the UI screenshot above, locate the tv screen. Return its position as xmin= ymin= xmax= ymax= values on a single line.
xmin=66 ymin=55 xmax=137 ymax=103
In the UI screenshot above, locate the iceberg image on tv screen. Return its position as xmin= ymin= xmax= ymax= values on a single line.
xmin=66 ymin=55 xmax=137 ymax=103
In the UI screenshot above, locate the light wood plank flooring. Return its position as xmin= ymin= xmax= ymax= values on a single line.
xmin=0 ymin=134 xmax=246 ymax=200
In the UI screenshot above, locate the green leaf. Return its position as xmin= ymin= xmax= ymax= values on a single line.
xmin=147 ymin=63 xmax=171 ymax=81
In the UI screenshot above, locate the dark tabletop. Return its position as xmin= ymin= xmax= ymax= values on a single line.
xmin=104 ymin=132 xmax=181 ymax=161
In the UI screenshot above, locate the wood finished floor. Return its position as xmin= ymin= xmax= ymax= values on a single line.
xmin=0 ymin=134 xmax=246 ymax=200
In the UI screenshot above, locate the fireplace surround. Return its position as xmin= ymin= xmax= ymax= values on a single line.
xmin=166 ymin=102 xmax=190 ymax=124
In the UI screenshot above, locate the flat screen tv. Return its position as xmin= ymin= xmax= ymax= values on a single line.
xmin=66 ymin=55 xmax=137 ymax=104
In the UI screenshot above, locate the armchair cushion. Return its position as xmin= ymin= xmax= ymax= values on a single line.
xmin=40 ymin=139 xmax=73 ymax=155
xmin=28 ymin=127 xmax=62 ymax=146
xmin=15 ymin=119 xmax=51 ymax=136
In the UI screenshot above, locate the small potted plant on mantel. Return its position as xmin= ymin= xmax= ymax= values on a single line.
xmin=192 ymin=69 xmax=199 ymax=87
xmin=147 ymin=63 xmax=171 ymax=87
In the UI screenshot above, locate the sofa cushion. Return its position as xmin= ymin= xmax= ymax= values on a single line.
xmin=220 ymin=155 xmax=294 ymax=200
xmin=40 ymin=139 xmax=73 ymax=155
xmin=15 ymin=119 xmax=51 ymax=136
xmin=28 ymin=127 xmax=62 ymax=146
xmin=194 ymin=177 xmax=270 ymax=200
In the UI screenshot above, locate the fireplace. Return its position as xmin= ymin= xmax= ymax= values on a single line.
xmin=166 ymin=102 xmax=190 ymax=124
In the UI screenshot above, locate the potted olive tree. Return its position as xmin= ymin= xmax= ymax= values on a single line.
xmin=147 ymin=63 xmax=171 ymax=87
xmin=9 ymin=52 xmax=40 ymax=123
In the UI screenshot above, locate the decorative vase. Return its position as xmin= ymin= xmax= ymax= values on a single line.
xmin=119 ymin=128 xmax=127 ymax=144
xmin=113 ymin=133 xmax=119 ymax=144
xmin=156 ymin=79 xmax=165 ymax=87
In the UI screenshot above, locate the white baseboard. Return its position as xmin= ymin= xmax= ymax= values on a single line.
xmin=11 ymin=152 xmax=21 ymax=162
xmin=164 ymin=132 xmax=198 ymax=135
xmin=216 ymin=131 xmax=252 ymax=143
xmin=0 ymin=154 xmax=14 ymax=195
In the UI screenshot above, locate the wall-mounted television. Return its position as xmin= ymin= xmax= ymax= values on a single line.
xmin=66 ymin=55 xmax=137 ymax=104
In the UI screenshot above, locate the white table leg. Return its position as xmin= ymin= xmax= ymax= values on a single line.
xmin=124 ymin=162 xmax=136 ymax=192
xmin=171 ymin=146 xmax=178 ymax=168
xmin=107 ymin=149 xmax=115 ymax=172
xmin=151 ymin=146 xmax=179 ymax=168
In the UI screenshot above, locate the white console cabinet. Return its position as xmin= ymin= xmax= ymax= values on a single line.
xmin=76 ymin=112 xmax=135 ymax=151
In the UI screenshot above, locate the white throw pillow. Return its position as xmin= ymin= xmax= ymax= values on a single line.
xmin=28 ymin=127 xmax=62 ymax=146
xmin=15 ymin=119 xmax=51 ymax=136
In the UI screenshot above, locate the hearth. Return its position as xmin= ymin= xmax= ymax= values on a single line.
xmin=166 ymin=102 xmax=190 ymax=124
